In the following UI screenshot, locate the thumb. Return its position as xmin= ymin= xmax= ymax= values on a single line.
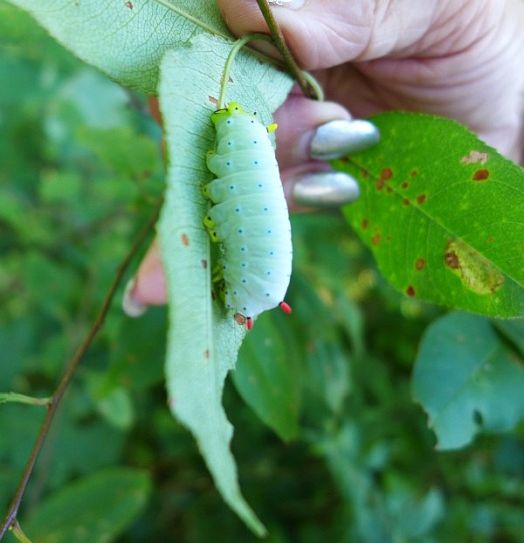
xmin=217 ymin=0 xmax=442 ymax=69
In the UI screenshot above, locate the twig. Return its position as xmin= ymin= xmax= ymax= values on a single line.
xmin=0 ymin=393 xmax=50 ymax=408
xmin=255 ymin=0 xmax=318 ymax=99
xmin=0 ymin=201 xmax=162 ymax=540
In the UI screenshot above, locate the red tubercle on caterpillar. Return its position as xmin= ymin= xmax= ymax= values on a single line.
xmin=279 ymin=301 xmax=292 ymax=315
xmin=246 ymin=317 xmax=253 ymax=331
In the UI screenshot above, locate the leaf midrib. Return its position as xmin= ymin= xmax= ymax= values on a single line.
xmin=151 ymin=0 xmax=230 ymax=39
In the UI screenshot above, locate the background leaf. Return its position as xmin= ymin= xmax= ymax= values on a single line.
xmin=233 ymin=311 xmax=302 ymax=442
xmin=412 ymin=312 xmax=524 ymax=449
xmin=157 ymin=34 xmax=292 ymax=535
xmin=22 ymin=468 xmax=151 ymax=543
xmin=336 ymin=112 xmax=524 ymax=318
xmin=4 ymin=0 xmax=230 ymax=93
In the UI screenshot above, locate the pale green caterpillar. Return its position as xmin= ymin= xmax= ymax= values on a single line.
xmin=204 ymin=102 xmax=292 ymax=330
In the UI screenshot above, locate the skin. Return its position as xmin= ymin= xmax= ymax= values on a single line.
xmin=128 ymin=0 xmax=524 ymax=308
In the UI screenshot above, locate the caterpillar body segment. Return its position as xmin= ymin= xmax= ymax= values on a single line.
xmin=204 ymin=170 xmax=278 ymax=204
xmin=205 ymin=102 xmax=292 ymax=327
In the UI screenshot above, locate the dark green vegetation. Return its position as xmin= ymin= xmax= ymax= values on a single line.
xmin=1 ymin=4 xmax=524 ymax=542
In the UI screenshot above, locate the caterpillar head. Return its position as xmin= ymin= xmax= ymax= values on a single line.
xmin=210 ymin=102 xmax=245 ymax=125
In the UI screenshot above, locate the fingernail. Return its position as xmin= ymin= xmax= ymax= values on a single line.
xmin=269 ymin=0 xmax=305 ymax=8
xmin=310 ymin=119 xmax=380 ymax=160
xmin=122 ymin=278 xmax=147 ymax=318
xmin=292 ymin=172 xmax=360 ymax=208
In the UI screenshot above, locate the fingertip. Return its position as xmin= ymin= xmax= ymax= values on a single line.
xmin=125 ymin=240 xmax=167 ymax=313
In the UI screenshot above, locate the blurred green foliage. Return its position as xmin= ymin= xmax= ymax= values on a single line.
xmin=1 ymin=3 xmax=524 ymax=542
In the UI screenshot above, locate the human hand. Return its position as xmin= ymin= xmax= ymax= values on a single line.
xmin=123 ymin=0 xmax=524 ymax=314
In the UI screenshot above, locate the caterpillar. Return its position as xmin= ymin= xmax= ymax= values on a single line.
xmin=204 ymin=102 xmax=292 ymax=330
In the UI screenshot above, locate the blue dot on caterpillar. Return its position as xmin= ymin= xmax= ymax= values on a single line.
xmin=204 ymin=102 xmax=293 ymax=330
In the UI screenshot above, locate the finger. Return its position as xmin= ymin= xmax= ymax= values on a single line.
xmin=217 ymin=0 xmax=443 ymax=69
xmin=122 ymin=240 xmax=167 ymax=314
xmin=273 ymin=95 xmax=350 ymax=168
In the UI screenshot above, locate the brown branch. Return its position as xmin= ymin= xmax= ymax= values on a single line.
xmin=0 ymin=200 xmax=162 ymax=540
xmin=255 ymin=0 xmax=317 ymax=99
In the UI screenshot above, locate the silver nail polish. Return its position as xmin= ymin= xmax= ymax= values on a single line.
xmin=310 ymin=119 xmax=380 ymax=160
xmin=292 ymin=172 xmax=360 ymax=208
xmin=122 ymin=278 xmax=147 ymax=318
xmin=269 ymin=0 xmax=304 ymax=8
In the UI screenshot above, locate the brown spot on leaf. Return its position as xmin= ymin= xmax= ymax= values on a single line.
xmin=376 ymin=178 xmax=385 ymax=191
xmin=208 ymin=95 xmax=218 ymax=106
xmin=386 ymin=186 xmax=393 ymax=193
xmin=380 ymin=167 xmax=393 ymax=180
xmin=444 ymin=250 xmax=460 ymax=269
xmin=415 ymin=258 xmax=426 ymax=270
xmin=125 ymin=0 xmax=133 ymax=8
xmin=486 ymin=235 xmax=495 ymax=244
xmin=416 ymin=194 xmax=427 ymax=204
xmin=361 ymin=169 xmax=369 ymax=178
xmin=204 ymin=349 xmax=210 ymax=359
xmin=406 ymin=285 xmax=416 ymax=297
xmin=201 ymin=259 xmax=208 ymax=269
xmin=371 ymin=233 xmax=381 ymax=246
xmin=444 ymin=239 xmax=504 ymax=294
xmin=461 ymin=150 xmax=488 ymax=165
xmin=180 ymin=233 xmax=189 ymax=246
xmin=361 ymin=218 xmax=369 ymax=230
xmin=410 ymin=170 xmax=418 ymax=177
xmin=403 ymin=198 xmax=411 ymax=206
xmin=472 ymin=169 xmax=490 ymax=182
xmin=401 ymin=181 xmax=410 ymax=189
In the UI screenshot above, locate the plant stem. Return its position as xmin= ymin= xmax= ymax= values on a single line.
xmin=9 ymin=521 xmax=33 ymax=543
xmin=217 ymin=33 xmax=324 ymax=109
xmin=0 ymin=201 xmax=161 ymax=541
xmin=255 ymin=0 xmax=318 ymax=99
xmin=0 ymin=393 xmax=50 ymax=408
xmin=218 ymin=33 xmax=276 ymax=109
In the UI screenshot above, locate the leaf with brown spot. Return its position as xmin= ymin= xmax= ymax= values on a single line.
xmin=335 ymin=112 xmax=524 ymax=317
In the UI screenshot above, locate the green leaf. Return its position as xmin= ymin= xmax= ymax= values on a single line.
xmin=412 ymin=312 xmax=524 ymax=450
xmin=157 ymin=35 xmax=292 ymax=536
xmin=233 ymin=311 xmax=301 ymax=441
xmin=304 ymin=339 xmax=351 ymax=416
xmin=23 ymin=468 xmax=151 ymax=543
xmin=336 ymin=112 xmax=524 ymax=318
xmin=493 ymin=318 xmax=524 ymax=357
xmin=5 ymin=0 xmax=230 ymax=93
